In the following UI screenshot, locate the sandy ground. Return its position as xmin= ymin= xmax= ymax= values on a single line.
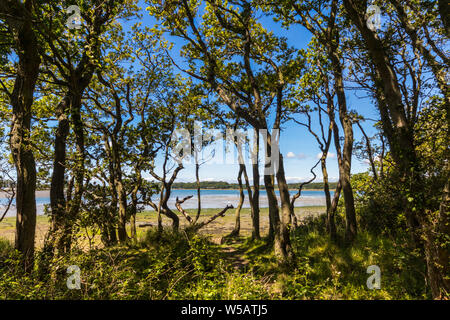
xmin=0 ymin=190 xmax=50 ymax=199
xmin=0 ymin=207 xmax=326 ymax=248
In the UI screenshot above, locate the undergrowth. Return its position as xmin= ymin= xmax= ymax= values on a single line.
xmin=0 ymin=214 xmax=429 ymax=299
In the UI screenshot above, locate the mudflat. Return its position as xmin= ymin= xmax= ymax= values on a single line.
xmin=0 ymin=190 xmax=50 ymax=199
xmin=0 ymin=206 xmax=326 ymax=248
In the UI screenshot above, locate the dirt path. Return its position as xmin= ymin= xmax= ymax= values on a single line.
xmin=209 ymin=235 xmax=251 ymax=271
xmin=221 ymin=243 xmax=250 ymax=271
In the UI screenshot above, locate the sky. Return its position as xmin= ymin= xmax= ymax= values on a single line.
xmin=129 ymin=2 xmax=381 ymax=184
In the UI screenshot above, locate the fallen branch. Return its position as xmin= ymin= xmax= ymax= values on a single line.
xmin=189 ymin=204 xmax=234 ymax=232
xmin=138 ymin=223 xmax=154 ymax=228
xmin=175 ymin=195 xmax=194 ymax=224
xmin=175 ymin=194 xmax=234 ymax=232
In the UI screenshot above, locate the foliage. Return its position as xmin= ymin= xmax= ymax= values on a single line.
xmin=0 ymin=0 xmax=448 ymax=299
xmin=0 ymin=212 xmax=430 ymax=300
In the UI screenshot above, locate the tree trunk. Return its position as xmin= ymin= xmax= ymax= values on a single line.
xmin=194 ymin=161 xmax=202 ymax=223
xmin=438 ymin=0 xmax=449 ymax=36
xmin=424 ymin=163 xmax=450 ymax=299
xmin=112 ymin=136 xmax=128 ymax=243
xmin=106 ymin=142 xmax=118 ymax=245
xmin=129 ymin=210 xmax=136 ymax=240
xmin=263 ymin=133 xmax=291 ymax=262
xmin=157 ymin=184 xmax=164 ymax=235
xmin=276 ymin=153 xmax=294 ymax=263
xmin=251 ymin=129 xmax=261 ymax=239
xmin=322 ymin=157 xmax=336 ymax=241
xmin=45 ymin=96 xmax=70 ymax=258
xmin=116 ymin=179 xmax=128 ymax=243
xmin=332 ymin=107 xmax=357 ymax=244
xmin=264 ymin=172 xmax=279 ymax=240
xmin=330 ymin=181 xmax=342 ymax=240
xmin=130 ymin=171 xmax=141 ymax=242
xmin=330 ymin=48 xmax=357 ymax=244
xmin=229 ymin=164 xmax=245 ymax=237
xmin=162 ymin=206 xmax=180 ymax=232
xmin=6 ymin=0 xmax=41 ymax=271
xmin=59 ymin=94 xmax=85 ymax=252
xmin=161 ymin=183 xmax=180 ymax=232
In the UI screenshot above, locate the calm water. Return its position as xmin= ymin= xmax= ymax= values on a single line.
xmin=1 ymin=189 xmax=331 ymax=217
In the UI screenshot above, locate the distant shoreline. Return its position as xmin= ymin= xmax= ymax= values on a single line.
xmin=172 ymin=188 xmax=326 ymax=191
xmin=1 ymin=188 xmax=327 ymax=199
xmin=0 ymin=190 xmax=50 ymax=199
xmin=1 ymin=186 xmax=328 ymax=218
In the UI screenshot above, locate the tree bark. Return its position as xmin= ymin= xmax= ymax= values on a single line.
xmin=194 ymin=161 xmax=202 ymax=223
xmin=4 ymin=0 xmax=41 ymax=272
xmin=329 ymin=47 xmax=357 ymax=244
xmin=106 ymin=140 xmax=118 ymax=245
xmin=263 ymin=132 xmax=291 ymax=262
xmin=112 ymin=136 xmax=128 ymax=243
xmin=322 ymin=157 xmax=336 ymax=241
xmin=116 ymin=178 xmax=128 ymax=243
xmin=59 ymin=93 xmax=85 ymax=252
xmin=45 ymin=96 xmax=70 ymax=257
xmin=424 ymin=163 xmax=450 ymax=299
xmin=228 ymin=164 xmax=244 ymax=237
xmin=130 ymin=171 xmax=141 ymax=242
xmin=159 ymin=165 xmax=183 ymax=232
xmin=251 ymin=129 xmax=261 ymax=239
xmin=438 ymin=0 xmax=450 ymax=36
xmin=276 ymin=153 xmax=294 ymax=262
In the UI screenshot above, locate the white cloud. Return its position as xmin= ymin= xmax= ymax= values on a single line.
xmin=316 ymin=152 xmax=336 ymax=159
xmin=286 ymin=151 xmax=296 ymax=158
xmin=286 ymin=152 xmax=308 ymax=160
xmin=285 ymin=177 xmax=307 ymax=183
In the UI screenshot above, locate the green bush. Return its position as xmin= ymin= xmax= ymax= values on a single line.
xmin=0 ymin=237 xmax=12 ymax=257
xmin=286 ymin=216 xmax=429 ymax=299
xmin=0 ymin=220 xmax=430 ymax=300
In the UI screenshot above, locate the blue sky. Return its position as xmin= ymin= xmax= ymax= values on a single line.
xmin=130 ymin=2 xmax=380 ymax=183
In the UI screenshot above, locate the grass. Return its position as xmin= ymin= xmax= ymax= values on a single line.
xmin=0 ymin=206 xmax=430 ymax=299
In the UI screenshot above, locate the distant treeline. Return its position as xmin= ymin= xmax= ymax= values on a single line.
xmin=172 ymin=181 xmax=338 ymax=190
xmin=15 ymin=181 xmax=338 ymax=192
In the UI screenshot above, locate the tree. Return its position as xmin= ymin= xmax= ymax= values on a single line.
xmin=149 ymin=0 xmax=302 ymax=263
xmin=269 ymin=0 xmax=357 ymax=243
xmin=288 ymin=41 xmax=341 ymax=239
xmin=38 ymin=0 xmax=134 ymax=255
xmin=0 ymin=0 xmax=41 ymax=271
xmin=342 ymin=0 xmax=449 ymax=297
